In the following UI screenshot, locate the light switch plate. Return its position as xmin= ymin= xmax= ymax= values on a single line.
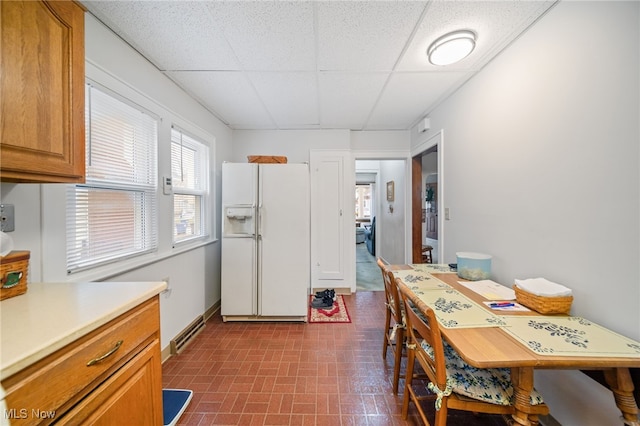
xmin=1 ymin=204 xmax=15 ymax=232
xmin=163 ymin=176 xmax=173 ymax=195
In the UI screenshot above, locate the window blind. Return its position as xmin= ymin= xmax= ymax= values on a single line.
xmin=66 ymin=84 xmax=158 ymax=273
xmin=171 ymin=127 xmax=209 ymax=243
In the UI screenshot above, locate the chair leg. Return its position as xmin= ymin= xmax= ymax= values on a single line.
xmin=435 ymin=403 xmax=448 ymax=426
xmin=382 ymin=308 xmax=391 ymax=360
xmin=401 ymin=344 xmax=415 ymax=419
xmin=392 ymin=328 xmax=404 ymax=395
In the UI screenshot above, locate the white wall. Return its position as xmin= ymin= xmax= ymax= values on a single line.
xmin=231 ymin=129 xmax=350 ymax=163
xmin=0 ymin=14 xmax=234 ymax=352
xmin=411 ymin=2 xmax=639 ymax=425
xmin=378 ymin=160 xmax=406 ymax=264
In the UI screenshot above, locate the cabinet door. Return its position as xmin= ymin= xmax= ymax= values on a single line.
xmin=56 ymin=340 xmax=163 ymax=426
xmin=0 ymin=0 xmax=85 ymax=183
xmin=310 ymin=152 xmax=346 ymax=283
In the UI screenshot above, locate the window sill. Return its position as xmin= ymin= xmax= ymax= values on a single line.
xmin=63 ymin=238 xmax=218 ymax=283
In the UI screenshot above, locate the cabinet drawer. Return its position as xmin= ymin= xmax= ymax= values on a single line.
xmin=56 ymin=340 xmax=163 ymax=426
xmin=2 ymin=297 xmax=159 ymax=425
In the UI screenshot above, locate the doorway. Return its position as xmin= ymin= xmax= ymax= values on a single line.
xmin=411 ymin=131 xmax=443 ymax=264
xmin=354 ymin=158 xmax=407 ymax=291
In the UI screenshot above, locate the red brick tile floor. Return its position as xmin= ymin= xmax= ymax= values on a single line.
xmin=162 ymin=291 xmax=509 ymax=426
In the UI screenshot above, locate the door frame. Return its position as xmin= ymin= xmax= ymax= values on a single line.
xmin=411 ymin=130 xmax=444 ymax=264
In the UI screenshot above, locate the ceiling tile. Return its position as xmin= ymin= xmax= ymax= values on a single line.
xmin=397 ymin=1 xmax=556 ymax=72
xmin=248 ymin=72 xmax=319 ymax=128
xmin=84 ymin=0 xmax=557 ymax=131
xmin=205 ymin=2 xmax=316 ymax=71
xmin=166 ymin=71 xmax=274 ymax=128
xmin=318 ymin=72 xmax=390 ymax=129
xmin=367 ymin=72 xmax=469 ymax=129
xmin=317 ymin=1 xmax=427 ymax=71
xmin=84 ymin=1 xmax=239 ymax=70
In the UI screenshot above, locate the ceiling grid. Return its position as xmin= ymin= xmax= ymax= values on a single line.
xmin=84 ymin=0 xmax=557 ymax=131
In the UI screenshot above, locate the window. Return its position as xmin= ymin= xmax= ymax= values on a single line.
xmin=355 ymin=185 xmax=372 ymax=220
xmin=66 ymin=83 xmax=158 ymax=273
xmin=171 ymin=127 xmax=209 ymax=243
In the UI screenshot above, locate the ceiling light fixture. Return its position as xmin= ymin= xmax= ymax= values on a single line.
xmin=427 ymin=30 xmax=476 ymax=66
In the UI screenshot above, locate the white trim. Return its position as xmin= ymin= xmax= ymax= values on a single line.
xmin=412 ymin=130 xmax=444 ymax=263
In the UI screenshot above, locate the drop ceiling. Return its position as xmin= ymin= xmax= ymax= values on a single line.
xmin=83 ymin=0 xmax=556 ymax=131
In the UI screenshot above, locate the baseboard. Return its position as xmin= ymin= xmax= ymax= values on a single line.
xmin=539 ymin=413 xmax=563 ymax=426
xmin=161 ymin=344 xmax=172 ymax=363
xmin=204 ymin=300 xmax=220 ymax=322
xmin=162 ymin=300 xmax=220 ymax=364
xmin=312 ymin=287 xmax=351 ymax=295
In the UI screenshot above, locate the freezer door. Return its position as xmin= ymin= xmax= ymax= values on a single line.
xmin=258 ymin=164 xmax=310 ymax=317
xmin=221 ymin=163 xmax=259 ymax=316
xmin=221 ymin=237 xmax=257 ymax=316
xmin=222 ymin=162 xmax=258 ymax=206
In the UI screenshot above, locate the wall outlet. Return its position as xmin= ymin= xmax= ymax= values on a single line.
xmin=0 ymin=204 xmax=15 ymax=232
xmin=162 ymin=276 xmax=172 ymax=297
xmin=445 ymin=207 xmax=450 ymax=221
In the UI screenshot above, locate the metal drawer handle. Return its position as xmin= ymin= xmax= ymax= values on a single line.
xmin=86 ymin=340 xmax=123 ymax=366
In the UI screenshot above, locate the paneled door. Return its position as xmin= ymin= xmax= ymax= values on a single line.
xmin=310 ymin=151 xmax=348 ymax=288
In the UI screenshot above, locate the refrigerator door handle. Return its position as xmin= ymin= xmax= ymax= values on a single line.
xmin=257 ymin=204 xmax=263 ymax=239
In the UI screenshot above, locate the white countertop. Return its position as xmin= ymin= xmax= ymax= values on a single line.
xmin=0 ymin=281 xmax=167 ymax=381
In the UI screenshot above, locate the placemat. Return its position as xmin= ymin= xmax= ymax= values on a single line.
xmin=500 ymin=316 xmax=640 ymax=357
xmin=410 ymin=263 xmax=456 ymax=273
xmin=415 ymin=288 xmax=506 ymax=329
xmin=394 ymin=269 xmax=451 ymax=292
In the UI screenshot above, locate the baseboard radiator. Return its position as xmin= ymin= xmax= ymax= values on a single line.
xmin=170 ymin=315 xmax=205 ymax=355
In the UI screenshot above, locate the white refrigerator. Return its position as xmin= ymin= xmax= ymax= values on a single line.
xmin=221 ymin=162 xmax=310 ymax=321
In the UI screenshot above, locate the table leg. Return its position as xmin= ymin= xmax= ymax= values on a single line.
xmin=604 ymin=368 xmax=640 ymax=426
xmin=510 ymin=367 xmax=535 ymax=426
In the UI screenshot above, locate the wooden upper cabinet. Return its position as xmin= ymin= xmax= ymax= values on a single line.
xmin=0 ymin=0 xmax=85 ymax=183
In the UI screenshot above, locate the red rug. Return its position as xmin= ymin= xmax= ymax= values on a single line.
xmin=308 ymin=295 xmax=351 ymax=323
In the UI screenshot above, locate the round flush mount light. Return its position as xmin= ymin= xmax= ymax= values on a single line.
xmin=427 ymin=30 xmax=476 ymax=66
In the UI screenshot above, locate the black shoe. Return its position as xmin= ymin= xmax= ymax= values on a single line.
xmin=314 ymin=289 xmax=335 ymax=299
xmin=311 ymin=296 xmax=334 ymax=309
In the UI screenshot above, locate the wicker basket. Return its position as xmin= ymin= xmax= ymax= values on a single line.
xmin=513 ymin=284 xmax=572 ymax=315
xmin=1 ymin=250 xmax=30 ymax=301
xmin=247 ymin=155 xmax=287 ymax=164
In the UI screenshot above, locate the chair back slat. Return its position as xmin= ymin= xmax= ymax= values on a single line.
xmin=377 ymin=259 xmax=402 ymax=323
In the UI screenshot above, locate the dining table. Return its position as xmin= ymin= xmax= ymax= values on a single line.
xmin=391 ymin=264 xmax=640 ymax=426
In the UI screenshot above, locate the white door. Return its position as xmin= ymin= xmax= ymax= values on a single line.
xmin=258 ymin=164 xmax=310 ymax=317
xmin=221 ymin=237 xmax=257 ymax=316
xmin=310 ymin=153 xmax=346 ymax=283
xmin=221 ymin=163 xmax=257 ymax=206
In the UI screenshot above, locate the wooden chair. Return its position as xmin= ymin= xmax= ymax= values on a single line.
xmin=421 ymin=245 xmax=433 ymax=264
xmin=397 ymin=279 xmax=549 ymax=426
xmin=377 ymin=258 xmax=405 ymax=394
